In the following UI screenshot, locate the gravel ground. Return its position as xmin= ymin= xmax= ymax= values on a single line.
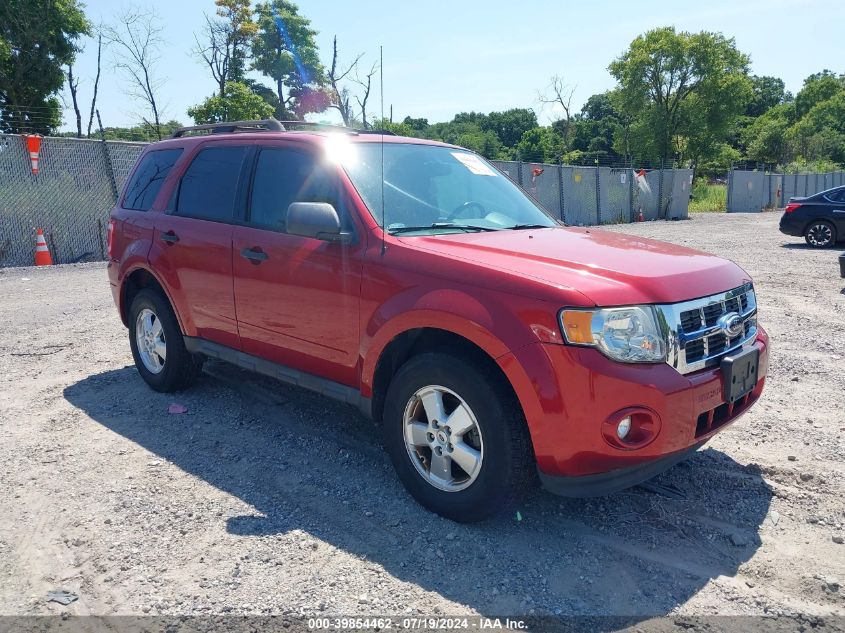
xmin=0 ymin=211 xmax=842 ymax=624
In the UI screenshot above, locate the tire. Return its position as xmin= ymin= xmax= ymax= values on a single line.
xmin=805 ymin=220 xmax=836 ymax=248
xmin=382 ymin=352 xmax=535 ymax=522
xmin=128 ymin=288 xmax=203 ymax=392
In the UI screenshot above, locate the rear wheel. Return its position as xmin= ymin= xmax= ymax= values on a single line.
xmin=383 ymin=352 xmax=534 ymax=522
xmin=128 ymin=288 xmax=203 ymax=392
xmin=805 ymin=220 xmax=836 ymax=248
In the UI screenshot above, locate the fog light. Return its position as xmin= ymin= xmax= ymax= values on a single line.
xmin=602 ymin=408 xmax=661 ymax=450
xmin=617 ymin=416 xmax=632 ymax=440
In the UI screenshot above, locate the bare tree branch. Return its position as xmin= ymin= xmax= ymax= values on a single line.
xmin=66 ymin=65 xmax=82 ymax=138
xmin=353 ymin=61 xmax=378 ymax=129
xmin=538 ymin=74 xmax=576 ymax=150
xmin=327 ymin=36 xmax=363 ymax=127
xmin=86 ymin=32 xmax=103 ymax=137
xmin=193 ymin=14 xmax=231 ymax=98
xmin=104 ymin=9 xmax=166 ymax=140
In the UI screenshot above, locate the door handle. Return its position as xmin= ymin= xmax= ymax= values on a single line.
xmin=240 ymin=247 xmax=268 ymax=264
xmin=160 ymin=231 xmax=179 ymax=244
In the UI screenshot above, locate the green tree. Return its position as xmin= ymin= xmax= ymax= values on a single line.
xmin=567 ymin=91 xmax=626 ymax=163
xmin=187 ymin=81 xmax=274 ymax=123
xmin=608 ymin=27 xmax=752 ymax=165
xmin=371 ymin=117 xmax=413 ymax=136
xmin=794 ymin=70 xmax=844 ymax=118
xmin=94 ymin=119 xmax=184 ymax=141
xmin=789 ymin=89 xmax=845 ymax=165
xmin=195 ymin=0 xmax=258 ymax=98
xmin=0 ymin=0 xmax=89 ymax=133
xmin=742 ymin=102 xmax=794 ymax=164
xmin=480 ymin=108 xmax=538 ymax=149
xmin=252 ymin=0 xmax=325 ymax=119
xmin=516 ymin=127 xmax=563 ymax=163
xmin=745 ymin=75 xmax=788 ymax=117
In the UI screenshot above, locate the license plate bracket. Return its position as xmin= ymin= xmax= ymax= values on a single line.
xmin=721 ymin=347 xmax=760 ymax=403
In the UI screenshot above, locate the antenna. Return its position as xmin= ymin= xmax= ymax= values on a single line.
xmin=380 ymin=45 xmax=386 ymax=255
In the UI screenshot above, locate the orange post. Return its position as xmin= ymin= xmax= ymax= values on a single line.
xmin=23 ymin=134 xmax=42 ymax=175
xmin=34 ymin=228 xmax=53 ymax=266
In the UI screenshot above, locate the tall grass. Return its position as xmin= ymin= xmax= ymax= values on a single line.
xmin=688 ymin=180 xmax=727 ymax=212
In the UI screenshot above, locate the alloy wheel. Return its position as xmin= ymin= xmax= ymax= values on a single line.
xmin=135 ymin=308 xmax=167 ymax=374
xmin=402 ymin=385 xmax=484 ymax=492
xmin=807 ymin=222 xmax=834 ymax=247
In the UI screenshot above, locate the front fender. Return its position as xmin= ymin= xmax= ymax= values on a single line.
xmin=359 ymin=284 xmax=560 ymax=397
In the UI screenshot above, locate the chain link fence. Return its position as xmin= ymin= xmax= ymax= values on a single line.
xmin=0 ymin=134 xmax=694 ymax=267
xmin=0 ymin=134 xmax=145 ymax=267
xmin=727 ymin=168 xmax=845 ymax=212
xmin=490 ymin=159 xmax=691 ymax=226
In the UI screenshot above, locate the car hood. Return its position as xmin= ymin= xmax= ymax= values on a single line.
xmin=404 ymin=227 xmax=750 ymax=306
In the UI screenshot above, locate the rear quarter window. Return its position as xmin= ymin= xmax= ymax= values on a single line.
xmin=122 ymin=148 xmax=183 ymax=211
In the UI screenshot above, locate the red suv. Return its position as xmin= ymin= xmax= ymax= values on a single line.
xmin=107 ymin=119 xmax=769 ymax=522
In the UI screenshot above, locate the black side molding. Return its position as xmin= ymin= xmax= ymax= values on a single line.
xmin=184 ymin=337 xmax=372 ymax=419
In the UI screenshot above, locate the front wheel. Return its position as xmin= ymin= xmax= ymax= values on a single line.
xmin=383 ymin=352 xmax=535 ymax=522
xmin=805 ymin=220 xmax=836 ymax=248
xmin=128 ymin=288 xmax=203 ymax=392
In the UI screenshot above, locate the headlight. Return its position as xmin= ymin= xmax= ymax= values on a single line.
xmin=559 ymin=306 xmax=667 ymax=363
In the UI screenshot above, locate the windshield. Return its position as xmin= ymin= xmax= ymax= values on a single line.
xmin=335 ymin=141 xmax=558 ymax=234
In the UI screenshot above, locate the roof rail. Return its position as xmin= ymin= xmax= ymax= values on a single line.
xmin=276 ymin=121 xmax=355 ymax=133
xmin=358 ymin=129 xmax=397 ymax=136
xmin=171 ymin=118 xmax=285 ymax=138
xmin=276 ymin=121 xmax=397 ymax=136
xmin=170 ymin=118 xmax=400 ymax=139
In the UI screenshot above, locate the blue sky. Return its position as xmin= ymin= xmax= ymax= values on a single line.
xmin=61 ymin=0 xmax=845 ymax=131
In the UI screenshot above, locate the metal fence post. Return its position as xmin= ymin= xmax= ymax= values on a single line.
xmin=726 ymin=167 xmax=733 ymax=212
xmin=557 ymin=163 xmax=565 ymax=223
xmin=516 ymin=161 xmax=524 ymax=187
xmin=594 ymin=166 xmax=601 ymax=225
xmin=657 ymin=161 xmax=665 ymax=219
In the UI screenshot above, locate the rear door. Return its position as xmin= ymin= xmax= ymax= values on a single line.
xmin=148 ymin=143 xmax=251 ymax=349
xmin=824 ymin=188 xmax=845 ymax=234
xmin=232 ymin=143 xmax=364 ymax=385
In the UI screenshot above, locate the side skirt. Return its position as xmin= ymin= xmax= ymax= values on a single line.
xmin=184 ymin=337 xmax=372 ymax=419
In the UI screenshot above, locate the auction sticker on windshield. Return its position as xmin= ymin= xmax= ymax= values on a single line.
xmin=451 ymin=152 xmax=497 ymax=176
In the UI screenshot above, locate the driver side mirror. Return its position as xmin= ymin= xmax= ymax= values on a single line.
xmin=286 ymin=202 xmax=351 ymax=244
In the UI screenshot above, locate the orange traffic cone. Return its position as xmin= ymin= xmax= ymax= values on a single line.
xmin=23 ymin=134 xmax=42 ymax=175
xmin=34 ymin=228 xmax=53 ymax=266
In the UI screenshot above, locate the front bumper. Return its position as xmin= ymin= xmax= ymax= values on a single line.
xmin=498 ymin=327 xmax=769 ymax=486
xmin=539 ymin=441 xmax=706 ymax=497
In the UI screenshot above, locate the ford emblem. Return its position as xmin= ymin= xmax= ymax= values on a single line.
xmin=717 ymin=312 xmax=744 ymax=338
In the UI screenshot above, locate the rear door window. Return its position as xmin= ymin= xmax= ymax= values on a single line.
xmin=122 ymin=148 xmax=183 ymax=211
xmin=249 ymin=147 xmax=339 ymax=232
xmin=175 ymin=146 xmax=248 ymax=222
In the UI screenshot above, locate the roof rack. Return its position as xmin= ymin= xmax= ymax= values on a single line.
xmin=171 ymin=117 xmax=399 ymax=139
xmin=276 ymin=121 xmax=396 ymax=136
xmin=171 ymin=118 xmax=284 ymax=138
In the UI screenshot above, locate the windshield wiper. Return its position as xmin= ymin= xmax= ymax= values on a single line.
xmin=507 ymin=223 xmax=554 ymax=230
xmin=387 ymin=223 xmax=499 ymax=234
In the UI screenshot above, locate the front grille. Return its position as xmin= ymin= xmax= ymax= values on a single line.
xmin=695 ymin=390 xmax=757 ymax=437
xmin=659 ymin=283 xmax=758 ymax=374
